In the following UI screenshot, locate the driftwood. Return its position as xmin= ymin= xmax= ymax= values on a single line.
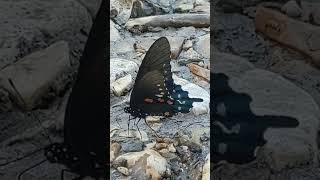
xmin=255 ymin=7 xmax=320 ymax=66
xmin=187 ymin=63 xmax=210 ymax=81
xmin=125 ymin=13 xmax=210 ymax=32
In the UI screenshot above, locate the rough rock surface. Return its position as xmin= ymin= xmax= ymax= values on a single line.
xmin=213 ymin=52 xmax=320 ymax=172
xmin=0 ymin=41 xmax=71 ymax=111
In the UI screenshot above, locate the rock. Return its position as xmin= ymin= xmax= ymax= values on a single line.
xmin=131 ymin=0 xmax=165 ymax=18
xmin=174 ymin=0 xmax=194 ymax=13
xmin=281 ymin=0 xmax=302 ymax=18
xmin=201 ymin=154 xmax=210 ymax=180
xmin=111 ymin=39 xmax=136 ymax=56
xmin=194 ymin=34 xmax=210 ymax=59
xmin=173 ymin=75 xmax=210 ymax=115
xmin=191 ymin=127 xmax=210 ymax=145
xmin=146 ymin=116 xmax=161 ymax=123
xmin=214 ymin=52 xmax=320 ymax=171
xmin=110 ymin=142 xmax=121 ymax=162
xmin=110 ymin=58 xmax=138 ymax=84
xmin=111 ymin=74 xmax=133 ymax=96
xmin=110 ymin=20 xmax=121 ymax=42
xmin=117 ymin=166 xmax=130 ymax=176
xmin=168 ymin=144 xmax=176 ymax=153
xmin=0 ymin=0 xmax=92 ymax=69
xmin=147 ymin=0 xmax=172 ymax=13
xmin=113 ymin=149 xmax=168 ymax=179
xmin=77 ymin=0 xmax=102 ymax=17
xmin=110 ymin=0 xmax=134 ymax=25
xmin=120 ymin=138 xmax=144 ymax=152
xmin=155 ymin=143 xmax=168 ymax=150
xmin=187 ymin=63 xmax=210 ymax=81
xmin=167 ymin=37 xmax=185 ymax=59
xmin=192 ymin=5 xmax=210 ymax=14
xmin=0 ymin=41 xmax=71 ymax=110
xmin=183 ymin=40 xmax=193 ymax=50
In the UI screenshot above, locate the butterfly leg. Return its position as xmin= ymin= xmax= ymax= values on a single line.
xmin=18 ymin=159 xmax=47 ymax=180
xmin=143 ymin=118 xmax=159 ymax=138
xmin=134 ymin=118 xmax=142 ymax=140
xmin=127 ymin=115 xmax=131 ymax=136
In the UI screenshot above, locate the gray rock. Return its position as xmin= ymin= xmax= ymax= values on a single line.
xmin=110 ymin=58 xmax=139 ymax=84
xmin=0 ymin=0 xmax=92 ymax=69
xmin=0 ymin=41 xmax=71 ymax=110
xmin=110 ymin=20 xmax=121 ymax=42
xmin=131 ymin=0 xmax=165 ymax=18
xmin=214 ymin=52 xmax=320 ymax=171
xmin=76 ymin=0 xmax=102 ymax=17
xmin=111 ymin=0 xmax=134 ymax=25
xmin=281 ymin=0 xmax=302 ymax=18
xmin=194 ymin=34 xmax=210 ymax=59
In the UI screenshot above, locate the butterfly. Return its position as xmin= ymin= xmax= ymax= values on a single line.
xmin=124 ymin=37 xmax=203 ymax=135
xmin=17 ymin=0 xmax=108 ymax=179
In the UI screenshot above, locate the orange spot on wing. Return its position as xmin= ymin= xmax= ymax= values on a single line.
xmin=144 ymin=98 xmax=153 ymax=103
xmin=157 ymin=98 xmax=165 ymax=103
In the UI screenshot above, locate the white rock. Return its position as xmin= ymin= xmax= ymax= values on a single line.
xmin=183 ymin=39 xmax=193 ymax=50
xmin=117 ymin=166 xmax=129 ymax=176
xmin=201 ymin=154 xmax=210 ymax=180
xmin=172 ymin=74 xmax=210 ymax=115
xmin=168 ymin=144 xmax=176 ymax=153
xmin=114 ymin=149 xmax=168 ymax=178
xmin=110 ymin=20 xmax=121 ymax=42
xmin=110 ymin=58 xmax=138 ymax=84
xmin=146 ymin=116 xmax=161 ymax=123
xmin=214 ymin=52 xmax=320 ymax=171
xmin=111 ymin=74 xmax=133 ymax=96
xmin=174 ymin=0 xmax=194 ymax=13
xmin=194 ymin=34 xmax=210 ymax=59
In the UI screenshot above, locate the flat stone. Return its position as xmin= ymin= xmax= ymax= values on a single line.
xmin=214 ymin=52 xmax=320 ymax=171
xmin=0 ymin=41 xmax=71 ymax=110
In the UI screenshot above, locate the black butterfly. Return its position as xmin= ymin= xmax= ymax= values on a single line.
xmin=124 ymin=37 xmax=203 ymax=133
xmin=18 ymin=0 xmax=108 ymax=179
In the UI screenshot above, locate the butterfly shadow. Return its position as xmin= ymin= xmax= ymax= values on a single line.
xmin=211 ymin=73 xmax=299 ymax=165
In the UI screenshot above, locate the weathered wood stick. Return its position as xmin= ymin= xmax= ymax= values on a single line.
xmin=187 ymin=63 xmax=210 ymax=81
xmin=255 ymin=7 xmax=320 ymax=66
xmin=126 ymin=13 xmax=210 ymax=31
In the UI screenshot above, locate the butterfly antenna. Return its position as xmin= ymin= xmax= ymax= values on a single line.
xmin=8 ymin=78 xmax=53 ymax=144
xmin=17 ymin=159 xmax=47 ymax=180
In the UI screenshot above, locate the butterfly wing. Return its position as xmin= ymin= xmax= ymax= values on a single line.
xmin=130 ymin=37 xmax=203 ymax=116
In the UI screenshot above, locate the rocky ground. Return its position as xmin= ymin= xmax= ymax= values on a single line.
xmin=0 ymin=0 xmax=211 ymax=179
xmin=110 ymin=0 xmax=210 ymax=179
xmin=213 ymin=0 xmax=320 ymax=179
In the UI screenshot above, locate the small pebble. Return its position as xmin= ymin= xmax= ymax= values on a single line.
xmin=117 ymin=166 xmax=129 ymax=176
